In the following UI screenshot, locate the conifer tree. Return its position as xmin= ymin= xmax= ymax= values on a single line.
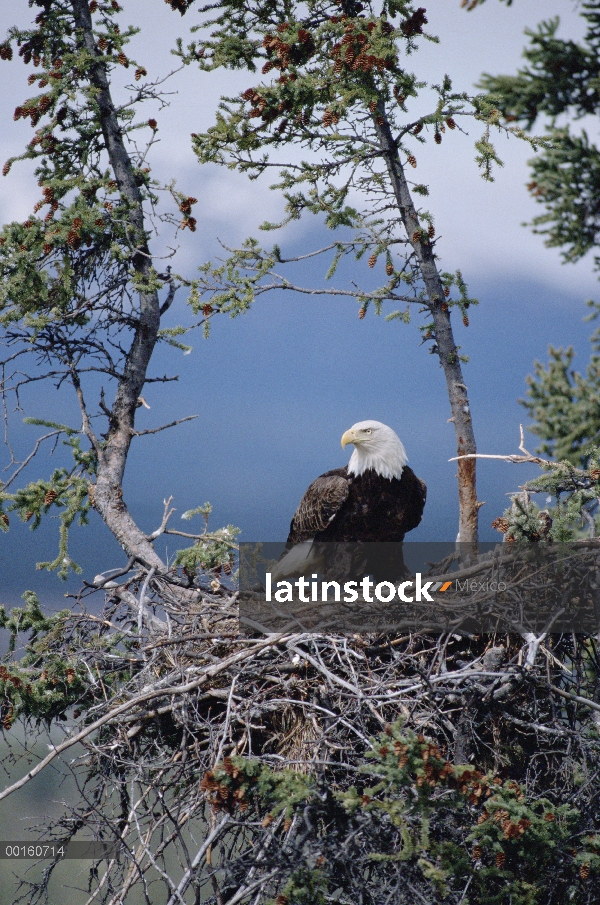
xmin=478 ymin=1 xmax=600 ymax=465
xmin=171 ymin=0 xmax=543 ymax=544
xmin=0 ymin=0 xmax=239 ymax=581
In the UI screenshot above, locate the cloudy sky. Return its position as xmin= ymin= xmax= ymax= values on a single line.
xmin=0 ymin=0 xmax=596 ymax=606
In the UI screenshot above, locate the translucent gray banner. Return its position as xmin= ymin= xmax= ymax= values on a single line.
xmin=0 ymin=841 xmax=120 ymax=859
xmin=239 ymin=542 xmax=600 ymax=633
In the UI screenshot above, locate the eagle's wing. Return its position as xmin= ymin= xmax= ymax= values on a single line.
xmin=397 ymin=467 xmax=427 ymax=535
xmin=287 ymin=467 xmax=350 ymax=543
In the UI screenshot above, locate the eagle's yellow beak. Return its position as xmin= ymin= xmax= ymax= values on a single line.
xmin=341 ymin=428 xmax=358 ymax=449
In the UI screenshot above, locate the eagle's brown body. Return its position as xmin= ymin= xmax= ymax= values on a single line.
xmin=287 ymin=464 xmax=427 ymax=544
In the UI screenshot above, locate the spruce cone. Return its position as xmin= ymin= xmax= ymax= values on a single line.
xmin=537 ymin=510 xmax=553 ymax=538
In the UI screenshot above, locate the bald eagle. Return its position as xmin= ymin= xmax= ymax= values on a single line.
xmin=274 ymin=421 xmax=426 ymax=580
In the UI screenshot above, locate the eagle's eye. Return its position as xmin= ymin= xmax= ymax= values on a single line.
xmin=365 ymin=429 xmax=372 ymax=435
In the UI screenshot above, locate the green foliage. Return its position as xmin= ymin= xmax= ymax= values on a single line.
xmin=0 ymin=586 xmax=152 ymax=727
xmin=193 ymin=238 xmax=280 ymax=322
xmin=524 ymin=127 xmax=600 ymax=268
xmin=523 ymin=304 xmax=600 ymax=465
xmin=468 ymin=786 xmax=580 ymax=905
xmin=488 ymin=5 xmax=600 ymax=216
xmin=0 ymin=2 xmax=151 ymax=322
xmin=174 ymin=525 xmax=239 ymax=578
xmin=177 ymin=0 xmax=543 ymax=336
xmin=495 ymin=494 xmax=551 ymax=544
xmin=0 ymin=592 xmax=90 ymax=725
xmin=491 ymin=448 xmax=600 ymax=543
xmin=0 ymin=428 xmax=96 ymax=577
xmin=174 ymin=504 xmax=239 ymax=579
xmin=273 ymin=870 xmax=327 ymax=905
xmin=0 ymin=1 xmax=253 ymax=569
xmin=200 ymin=754 xmax=313 ymax=818
xmin=206 ymin=720 xmax=600 ymax=905
xmin=478 ymin=3 xmax=600 ymax=467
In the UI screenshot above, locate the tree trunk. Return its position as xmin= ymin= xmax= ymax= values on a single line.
xmin=71 ymin=0 xmax=166 ymax=571
xmin=375 ymin=116 xmax=479 ymax=545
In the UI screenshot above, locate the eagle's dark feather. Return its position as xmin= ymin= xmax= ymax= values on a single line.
xmin=287 ymin=464 xmax=426 ymax=545
xmin=287 ymin=469 xmax=350 ymax=540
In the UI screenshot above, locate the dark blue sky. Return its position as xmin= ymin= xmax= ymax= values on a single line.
xmin=0 ymin=262 xmax=593 ymax=608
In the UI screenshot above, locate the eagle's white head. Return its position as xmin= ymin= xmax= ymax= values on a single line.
xmin=341 ymin=420 xmax=408 ymax=480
